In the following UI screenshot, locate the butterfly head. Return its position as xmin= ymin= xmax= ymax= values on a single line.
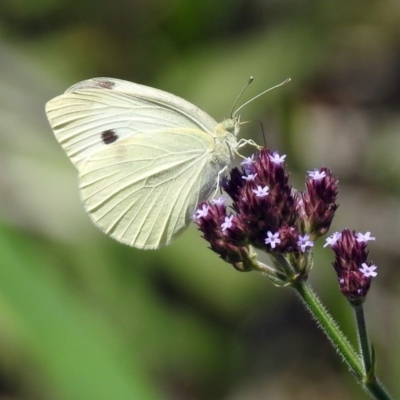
xmin=221 ymin=115 xmax=241 ymax=137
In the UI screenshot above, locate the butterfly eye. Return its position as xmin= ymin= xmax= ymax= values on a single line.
xmin=223 ymin=119 xmax=235 ymax=133
xmin=101 ymin=129 xmax=119 ymax=145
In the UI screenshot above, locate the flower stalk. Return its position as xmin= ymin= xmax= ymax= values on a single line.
xmin=293 ymin=278 xmax=363 ymax=378
xmin=193 ymin=147 xmax=392 ymax=399
xmin=354 ymin=304 xmax=373 ymax=375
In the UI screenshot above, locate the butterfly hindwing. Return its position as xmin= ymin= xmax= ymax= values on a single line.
xmin=79 ymin=129 xmax=223 ymax=249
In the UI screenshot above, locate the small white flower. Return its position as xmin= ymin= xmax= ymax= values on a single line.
xmin=242 ymin=173 xmax=257 ymax=181
xmin=269 ymin=152 xmax=286 ymax=165
xmin=308 ymin=170 xmax=326 ymax=181
xmin=252 ymin=185 xmax=269 ymax=198
xmin=241 ymin=155 xmax=254 ymax=166
xmin=221 ymin=215 xmax=234 ymax=232
xmin=265 ymin=231 xmax=281 ymax=249
xmin=194 ymin=204 xmax=209 ymax=219
xmin=211 ymin=197 xmax=225 ymax=206
xmin=359 ymin=263 xmax=378 ymax=278
xmin=355 ymin=232 xmax=376 ymax=243
xmin=297 ymin=234 xmax=314 ymax=252
xmin=323 ymin=232 xmax=342 ymax=247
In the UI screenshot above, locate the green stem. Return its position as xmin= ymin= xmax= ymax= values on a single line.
xmin=364 ymin=377 xmax=393 ymax=400
xmin=294 ymin=280 xmax=363 ymax=378
xmin=353 ymin=304 xmax=392 ymax=400
xmin=354 ymin=304 xmax=372 ymax=374
xmin=293 ymin=280 xmax=393 ymax=399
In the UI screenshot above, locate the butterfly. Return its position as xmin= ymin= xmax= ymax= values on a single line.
xmin=46 ymin=77 xmax=288 ymax=249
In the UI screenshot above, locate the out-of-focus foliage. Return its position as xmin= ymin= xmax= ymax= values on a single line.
xmin=0 ymin=0 xmax=399 ymax=399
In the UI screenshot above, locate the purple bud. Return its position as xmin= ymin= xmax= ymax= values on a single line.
xmin=328 ymin=229 xmax=377 ymax=304
xmin=300 ymin=167 xmax=339 ymax=237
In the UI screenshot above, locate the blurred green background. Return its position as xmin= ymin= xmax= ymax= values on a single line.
xmin=0 ymin=0 xmax=399 ymax=399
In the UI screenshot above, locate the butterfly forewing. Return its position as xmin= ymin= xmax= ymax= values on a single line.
xmin=46 ymin=78 xmax=219 ymax=169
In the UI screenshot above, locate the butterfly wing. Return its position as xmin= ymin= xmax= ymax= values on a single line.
xmin=79 ymin=129 xmax=230 ymax=249
xmin=45 ymin=77 xmax=219 ymax=169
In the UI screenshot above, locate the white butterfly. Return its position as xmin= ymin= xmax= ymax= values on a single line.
xmin=46 ymin=77 xmax=288 ymax=249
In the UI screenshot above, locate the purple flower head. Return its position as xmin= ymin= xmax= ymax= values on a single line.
xmin=299 ymin=167 xmax=339 ymax=237
xmin=220 ymin=149 xmax=297 ymax=250
xmin=329 ymin=229 xmax=377 ymax=304
xmin=193 ymin=201 xmax=251 ymax=271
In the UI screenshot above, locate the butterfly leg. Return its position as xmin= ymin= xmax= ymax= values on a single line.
xmin=208 ymin=165 xmax=228 ymax=200
xmin=234 ymin=139 xmax=263 ymax=161
xmin=236 ymin=138 xmax=262 ymax=150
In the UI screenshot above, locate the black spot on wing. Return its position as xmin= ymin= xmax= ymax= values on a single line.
xmin=101 ymin=129 xmax=119 ymax=144
xmin=93 ymin=79 xmax=116 ymax=89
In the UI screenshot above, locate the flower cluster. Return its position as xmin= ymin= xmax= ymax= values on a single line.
xmin=300 ymin=168 xmax=339 ymax=236
xmin=325 ymin=229 xmax=378 ymax=304
xmin=193 ymin=199 xmax=253 ymax=271
xmin=193 ymin=148 xmax=339 ymax=279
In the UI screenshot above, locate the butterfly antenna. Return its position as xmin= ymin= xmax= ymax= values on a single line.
xmin=255 ymin=120 xmax=266 ymax=146
xmin=230 ymin=76 xmax=254 ymax=117
xmin=240 ymin=119 xmax=266 ymax=146
xmin=233 ymin=78 xmax=291 ymax=116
